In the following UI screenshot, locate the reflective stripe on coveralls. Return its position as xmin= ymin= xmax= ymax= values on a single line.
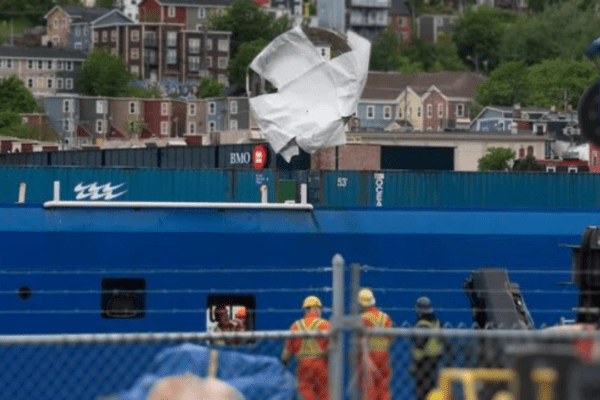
xmin=413 ymin=319 xmax=443 ymax=361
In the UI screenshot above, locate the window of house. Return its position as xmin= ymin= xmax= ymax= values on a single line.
xmin=28 ymin=60 xmax=34 ymax=69
xmin=206 ymin=38 xmax=212 ymax=50
xmin=519 ymin=148 xmax=525 ymax=158
xmin=366 ymin=105 xmax=374 ymax=119
xmin=196 ymin=24 xmax=203 ymax=30
xmin=75 ymin=27 xmax=81 ymax=37
xmin=208 ymin=120 xmax=216 ymax=132
xmin=546 ymin=166 xmax=556 ymax=173
xmin=161 ymin=102 xmax=169 ymax=116
xmin=417 ymin=106 xmax=421 ymax=117
xmin=131 ymin=48 xmax=139 ymax=60
xmin=168 ymin=6 xmax=175 ymax=17
xmin=96 ymin=119 xmax=104 ymax=133
xmin=188 ymin=38 xmax=200 ymax=53
xmin=102 ymin=31 xmax=108 ymax=42
xmin=96 ymin=100 xmax=104 ymax=114
xmin=189 ymin=56 xmax=200 ymax=71
xmin=206 ymin=56 xmax=212 ymax=68
xmin=145 ymin=31 xmax=156 ymax=45
xmin=230 ymin=100 xmax=237 ymax=115
xmin=189 ymin=103 xmax=196 ymax=116
xmin=5 ymin=59 xmax=11 ymax=69
xmin=47 ymin=78 xmax=53 ymax=89
xmin=161 ymin=121 xmax=169 ymax=135
xmin=131 ymin=30 xmax=139 ymax=42
xmin=94 ymin=31 xmax=99 ymax=42
xmin=0 ymin=59 xmax=4 ymax=69
xmin=74 ymin=42 xmax=82 ymax=50
xmin=67 ymin=61 xmax=73 ymax=71
xmin=131 ymin=65 xmax=139 ymax=75
xmin=63 ymin=118 xmax=71 ymax=132
xmin=383 ymin=106 xmax=391 ymax=120
xmin=57 ymin=78 xmax=63 ymax=89
xmin=229 ymin=120 xmax=238 ymax=130
xmin=568 ymin=167 xmax=578 ymax=173
xmin=53 ymin=36 xmax=60 ymax=46
xmin=438 ymin=103 xmax=443 ymax=117
xmin=66 ymin=78 xmax=73 ymax=89
xmin=427 ymin=104 xmax=432 ymax=118
xmin=47 ymin=60 xmax=52 ymax=70
xmin=56 ymin=61 xmax=63 ymax=70
xmin=129 ymin=101 xmax=138 ymax=114
xmin=218 ymin=39 xmax=228 ymax=52
xmin=27 ymin=78 xmax=33 ymax=88
xmin=53 ymin=19 xmax=58 ymax=29
xmin=198 ymin=7 xmax=206 ymax=18
xmin=111 ymin=29 xmax=117 ymax=42
xmin=63 ymin=99 xmax=71 ymax=113
xmin=456 ymin=104 xmax=464 ymax=117
xmin=397 ymin=106 xmax=403 ymax=119
xmin=218 ymin=57 xmax=227 ymax=69
xmin=189 ymin=121 xmax=196 ymax=134
xmin=218 ymin=75 xmax=227 ymax=85
xmin=166 ymin=49 xmax=177 ymax=64
xmin=527 ymin=146 xmax=534 ymax=157
xmin=38 ymin=60 xmax=43 ymax=70
xmin=209 ymin=102 xmax=216 ymax=115
xmin=166 ymin=31 xmax=177 ymax=47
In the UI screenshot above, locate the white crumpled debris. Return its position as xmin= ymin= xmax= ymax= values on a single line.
xmin=248 ymin=26 xmax=371 ymax=162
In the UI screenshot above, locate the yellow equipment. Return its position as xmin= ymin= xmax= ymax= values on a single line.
xmin=426 ymin=367 xmax=558 ymax=400
xmin=302 ymin=295 xmax=322 ymax=309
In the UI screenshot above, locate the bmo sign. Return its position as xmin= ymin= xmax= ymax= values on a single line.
xmin=222 ymin=144 xmax=269 ymax=169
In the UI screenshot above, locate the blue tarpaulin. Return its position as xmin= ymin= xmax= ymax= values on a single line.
xmin=116 ymin=344 xmax=297 ymax=400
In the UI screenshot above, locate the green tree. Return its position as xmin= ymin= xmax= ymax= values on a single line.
xmin=0 ymin=75 xmax=40 ymax=113
xmin=512 ymin=155 xmax=544 ymax=171
xmin=501 ymin=0 xmax=600 ymax=66
xmin=77 ymin=48 xmax=134 ymax=97
xmin=474 ymin=61 xmax=529 ymax=107
xmin=452 ymin=6 xmax=515 ymax=72
xmin=200 ymin=78 xmax=225 ymax=98
xmin=124 ymin=119 xmax=146 ymax=138
xmin=228 ymin=38 xmax=269 ymax=88
xmin=478 ymin=147 xmax=516 ymax=171
xmin=210 ymin=0 xmax=279 ymax=55
xmin=369 ymin=28 xmax=422 ymax=72
xmin=403 ymin=35 xmax=468 ymax=72
xmin=123 ymin=85 xmax=162 ymax=98
xmin=94 ymin=0 xmax=115 ymax=7
xmin=526 ymin=58 xmax=596 ymax=110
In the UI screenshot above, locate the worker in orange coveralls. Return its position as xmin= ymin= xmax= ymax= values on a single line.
xmin=281 ymin=295 xmax=330 ymax=400
xmin=358 ymin=288 xmax=394 ymax=400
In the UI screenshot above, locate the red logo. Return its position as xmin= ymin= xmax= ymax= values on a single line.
xmin=253 ymin=144 xmax=267 ymax=170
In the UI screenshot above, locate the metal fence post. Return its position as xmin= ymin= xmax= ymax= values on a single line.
xmin=330 ymin=254 xmax=345 ymax=400
xmin=349 ymin=263 xmax=361 ymax=400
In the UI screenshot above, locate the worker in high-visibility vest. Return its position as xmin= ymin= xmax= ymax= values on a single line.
xmin=281 ymin=295 xmax=330 ymax=400
xmin=411 ymin=297 xmax=444 ymax=400
xmin=358 ymin=288 xmax=394 ymax=400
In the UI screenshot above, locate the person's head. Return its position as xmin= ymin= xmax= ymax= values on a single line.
xmin=302 ymin=295 xmax=323 ymax=316
xmin=358 ymin=288 xmax=376 ymax=309
xmin=214 ymin=305 xmax=230 ymax=324
xmin=415 ymin=296 xmax=433 ymax=317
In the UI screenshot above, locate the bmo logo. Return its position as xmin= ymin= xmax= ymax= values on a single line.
xmin=252 ymin=144 xmax=268 ymax=170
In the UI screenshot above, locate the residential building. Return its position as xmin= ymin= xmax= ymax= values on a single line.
xmin=45 ymin=6 xmax=115 ymax=49
xmin=69 ymin=9 xmax=134 ymax=54
xmin=108 ymin=97 xmax=145 ymax=139
xmin=205 ymin=97 xmax=229 ymax=134
xmin=358 ymin=71 xmax=484 ymax=132
xmin=43 ymin=95 xmax=80 ymax=148
xmin=390 ymin=0 xmax=411 ymax=43
xmin=185 ymin=99 xmax=207 ymax=137
xmin=0 ymin=46 xmax=85 ymax=97
xmin=93 ymin=23 xmax=231 ymax=87
xmin=347 ymin=0 xmax=391 ymax=41
xmin=20 ymin=113 xmax=58 ymax=143
xmin=122 ymin=0 xmax=142 ymax=22
xmin=416 ymin=14 xmax=457 ymax=42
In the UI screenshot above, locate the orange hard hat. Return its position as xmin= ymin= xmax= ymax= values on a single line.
xmin=235 ymin=306 xmax=247 ymax=319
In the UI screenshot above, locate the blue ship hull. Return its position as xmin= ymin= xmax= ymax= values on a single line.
xmin=0 ymin=203 xmax=594 ymax=334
